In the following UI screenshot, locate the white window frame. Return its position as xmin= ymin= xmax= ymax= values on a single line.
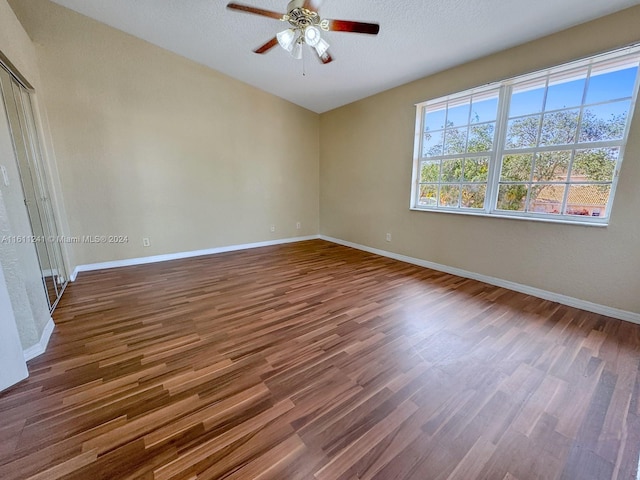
xmin=410 ymin=45 xmax=640 ymax=226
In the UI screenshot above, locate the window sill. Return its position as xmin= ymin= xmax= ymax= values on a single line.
xmin=409 ymin=207 xmax=609 ymax=227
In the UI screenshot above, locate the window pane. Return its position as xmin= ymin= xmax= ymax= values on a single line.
xmin=419 ymin=184 xmax=438 ymax=207
xmin=565 ymin=184 xmax=611 ymax=217
xmin=471 ymin=97 xmax=498 ymax=123
xmin=425 ymin=108 xmax=447 ymax=132
xmin=506 ymin=115 xmax=540 ymax=149
xmin=579 ymin=101 xmax=630 ymax=143
xmin=528 ymin=185 xmax=564 ymax=214
xmin=501 ymin=154 xmax=533 ymax=182
xmin=461 ymin=184 xmax=486 ymax=209
xmin=539 ymin=110 xmax=579 ymax=146
xmin=586 ymin=66 xmax=639 ymax=104
xmin=446 ymin=100 xmax=471 ymax=127
xmin=441 ymin=159 xmax=463 ymax=182
xmin=497 ymin=184 xmax=528 ymax=211
xmin=509 ymin=85 xmax=545 ymax=118
xmin=444 ymin=127 xmax=467 ymax=155
xmin=533 ymin=151 xmax=570 ymax=181
xmin=439 ymin=185 xmax=461 ymax=207
xmin=572 ymin=148 xmax=619 ymax=182
xmin=468 ymin=123 xmax=495 ymax=152
xmin=423 ymin=130 xmax=444 ymax=157
xmin=464 ymin=157 xmax=489 ymax=182
xmin=420 ymin=161 xmax=440 ymax=183
xmin=545 ymin=78 xmax=586 ymax=111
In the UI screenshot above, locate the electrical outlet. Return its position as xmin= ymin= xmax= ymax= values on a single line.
xmin=143 ymin=237 xmax=150 ymax=247
xmin=386 ymin=233 xmax=392 ymax=242
xmin=296 ymin=222 xmax=301 ymax=230
xmin=270 ymin=225 xmax=276 ymax=233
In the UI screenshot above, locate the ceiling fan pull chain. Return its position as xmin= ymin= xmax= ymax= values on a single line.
xmin=302 ymin=43 xmax=306 ymax=77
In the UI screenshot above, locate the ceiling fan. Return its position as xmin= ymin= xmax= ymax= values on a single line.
xmin=226 ymin=0 xmax=380 ymax=64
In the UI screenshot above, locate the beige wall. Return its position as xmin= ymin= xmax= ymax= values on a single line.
xmin=320 ymin=6 xmax=640 ymax=314
xmin=0 ymin=0 xmax=38 ymax=83
xmin=9 ymin=0 xmax=320 ymax=268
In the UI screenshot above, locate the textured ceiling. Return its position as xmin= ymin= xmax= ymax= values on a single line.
xmin=49 ymin=0 xmax=640 ymax=113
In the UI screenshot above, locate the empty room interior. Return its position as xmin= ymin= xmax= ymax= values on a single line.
xmin=2 ymin=0 xmax=640 ymax=478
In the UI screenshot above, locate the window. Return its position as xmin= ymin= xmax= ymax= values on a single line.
xmin=411 ymin=46 xmax=640 ymax=225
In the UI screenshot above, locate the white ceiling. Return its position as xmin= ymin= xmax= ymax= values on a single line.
xmin=50 ymin=0 xmax=640 ymax=113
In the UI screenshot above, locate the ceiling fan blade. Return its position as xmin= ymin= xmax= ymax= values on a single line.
xmin=303 ymin=0 xmax=323 ymax=12
xmin=253 ymin=37 xmax=279 ymax=54
xmin=316 ymin=48 xmax=333 ymax=64
xmin=226 ymin=2 xmax=285 ymax=20
xmin=326 ymin=19 xmax=380 ymax=35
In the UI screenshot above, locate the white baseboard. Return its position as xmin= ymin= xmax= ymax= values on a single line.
xmin=70 ymin=235 xmax=321 ymax=281
xmin=42 ymin=268 xmax=59 ymax=278
xmin=68 ymin=233 xmax=640 ymax=324
xmin=23 ymin=317 xmax=55 ymax=361
xmin=320 ymin=235 xmax=640 ymax=325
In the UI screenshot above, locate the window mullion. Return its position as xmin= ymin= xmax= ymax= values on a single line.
xmin=502 ymin=139 xmax=624 ymax=155
xmin=411 ymin=105 xmax=424 ymax=208
xmin=487 ymin=85 xmax=511 ymax=213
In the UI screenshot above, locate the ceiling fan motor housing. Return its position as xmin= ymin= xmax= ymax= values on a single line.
xmin=286 ymin=0 xmax=308 ymax=13
xmin=286 ymin=0 xmax=321 ymax=28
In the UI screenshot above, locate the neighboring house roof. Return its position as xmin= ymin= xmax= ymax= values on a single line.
xmin=534 ymin=184 xmax=609 ymax=206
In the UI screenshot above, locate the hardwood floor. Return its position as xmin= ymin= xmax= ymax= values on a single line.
xmin=1 ymin=239 xmax=640 ymax=479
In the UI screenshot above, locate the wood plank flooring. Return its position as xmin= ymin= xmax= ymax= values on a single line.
xmin=1 ymin=239 xmax=640 ymax=479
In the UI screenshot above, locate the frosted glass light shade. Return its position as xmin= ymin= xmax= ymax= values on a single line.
xmin=291 ymin=41 xmax=303 ymax=60
xmin=304 ymin=26 xmax=321 ymax=47
xmin=314 ymin=38 xmax=330 ymax=57
xmin=277 ymin=29 xmax=297 ymax=52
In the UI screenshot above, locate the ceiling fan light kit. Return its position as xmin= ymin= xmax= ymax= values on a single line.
xmin=276 ymin=28 xmax=297 ymax=51
xmin=291 ymin=38 xmax=303 ymax=59
xmin=303 ymin=25 xmax=321 ymax=47
xmin=313 ymin=38 xmax=330 ymax=56
xmin=227 ymin=0 xmax=380 ymax=65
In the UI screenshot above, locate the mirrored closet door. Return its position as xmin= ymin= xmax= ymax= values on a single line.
xmin=0 ymin=65 xmax=68 ymax=311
